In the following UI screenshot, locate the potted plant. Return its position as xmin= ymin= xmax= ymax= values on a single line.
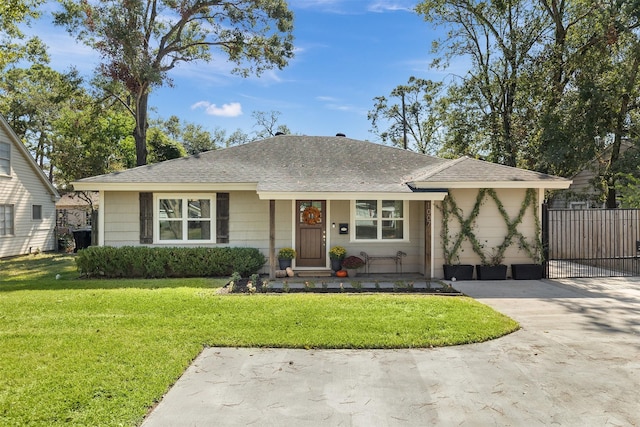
xmin=439 ymin=197 xmax=475 ymax=281
xmin=512 ymin=237 xmax=544 ymax=280
xmin=341 ymin=255 xmax=365 ymax=277
xmin=442 ymin=252 xmax=474 ymax=281
xmin=277 ymin=248 xmax=296 ymax=270
xmin=476 ymin=247 xmax=507 ymax=280
xmin=329 ymin=245 xmax=347 ymax=272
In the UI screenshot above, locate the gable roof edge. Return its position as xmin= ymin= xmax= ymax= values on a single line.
xmin=1 ymin=114 xmax=59 ymax=199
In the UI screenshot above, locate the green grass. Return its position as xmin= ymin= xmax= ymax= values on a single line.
xmin=0 ymin=253 xmax=519 ymax=426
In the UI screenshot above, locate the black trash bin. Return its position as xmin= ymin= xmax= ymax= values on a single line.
xmin=72 ymin=228 xmax=92 ymax=252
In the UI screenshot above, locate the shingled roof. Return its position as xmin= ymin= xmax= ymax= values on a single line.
xmin=73 ymin=135 xmax=570 ymax=194
xmin=408 ymin=156 xmax=570 ymax=189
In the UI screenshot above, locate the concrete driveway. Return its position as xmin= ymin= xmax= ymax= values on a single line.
xmin=142 ymin=278 xmax=640 ymax=426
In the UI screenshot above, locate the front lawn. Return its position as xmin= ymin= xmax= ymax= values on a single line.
xmin=0 ymin=254 xmax=519 ymax=426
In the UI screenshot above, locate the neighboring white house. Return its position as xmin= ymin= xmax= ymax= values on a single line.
xmin=73 ymin=135 xmax=571 ymax=279
xmin=0 ymin=114 xmax=59 ymax=258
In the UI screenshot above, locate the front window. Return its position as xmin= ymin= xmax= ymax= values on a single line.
xmin=156 ymin=195 xmax=213 ymax=242
xmin=0 ymin=142 xmax=10 ymax=175
xmin=353 ymin=200 xmax=406 ymax=240
xmin=0 ymin=205 xmax=14 ymax=235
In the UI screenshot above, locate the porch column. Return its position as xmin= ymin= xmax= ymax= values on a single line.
xmin=269 ymin=200 xmax=276 ymax=279
xmin=424 ymin=201 xmax=432 ymax=279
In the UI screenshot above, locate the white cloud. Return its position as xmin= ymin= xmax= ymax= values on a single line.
xmin=289 ymin=0 xmax=414 ymax=13
xmin=316 ymin=95 xmax=338 ymax=102
xmin=191 ymin=101 xmax=243 ymax=117
xmin=367 ymin=1 xmax=414 ymax=13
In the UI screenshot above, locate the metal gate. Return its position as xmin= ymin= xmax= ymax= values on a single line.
xmin=543 ymin=206 xmax=640 ymax=278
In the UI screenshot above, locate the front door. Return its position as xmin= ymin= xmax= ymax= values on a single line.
xmin=296 ymin=200 xmax=326 ymax=268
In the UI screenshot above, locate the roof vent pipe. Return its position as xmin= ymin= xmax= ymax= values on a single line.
xmin=336 ymin=133 xmax=346 ymax=137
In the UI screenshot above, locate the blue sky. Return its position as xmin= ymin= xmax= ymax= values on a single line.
xmin=33 ymin=0 xmax=455 ymax=142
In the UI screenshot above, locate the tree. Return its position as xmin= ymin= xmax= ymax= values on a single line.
xmin=52 ymin=98 xmax=138 ymax=188
xmin=155 ymin=115 xmax=223 ymax=154
xmin=55 ymin=0 xmax=294 ymax=166
xmin=0 ymin=0 xmax=47 ymax=70
xmin=225 ymin=128 xmax=251 ymax=146
xmin=416 ymin=0 xmax=545 ymax=166
xmin=252 ymin=110 xmax=290 ymax=139
xmin=0 ymin=64 xmax=84 ymax=181
xmin=146 ymin=127 xmax=187 ymax=162
xmin=368 ymin=77 xmax=443 ymax=154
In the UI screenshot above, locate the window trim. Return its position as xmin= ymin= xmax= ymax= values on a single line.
xmin=153 ymin=194 xmax=216 ymax=244
xmin=0 ymin=141 xmax=10 ymax=176
xmin=0 ymin=204 xmax=14 ymax=236
xmin=351 ymin=199 xmax=409 ymax=242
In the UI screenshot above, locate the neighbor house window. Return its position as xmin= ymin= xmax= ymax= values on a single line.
xmin=155 ymin=194 xmax=215 ymax=243
xmin=0 ymin=205 xmax=14 ymax=235
xmin=0 ymin=142 xmax=10 ymax=175
xmin=32 ymin=205 xmax=42 ymax=220
xmin=353 ymin=200 xmax=407 ymax=240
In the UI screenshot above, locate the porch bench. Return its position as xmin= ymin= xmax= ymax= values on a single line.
xmin=360 ymin=251 xmax=407 ymax=274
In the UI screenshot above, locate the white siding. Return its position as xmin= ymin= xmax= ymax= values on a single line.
xmin=99 ymin=192 xmax=431 ymax=274
xmin=434 ymin=188 xmax=541 ymax=278
xmin=101 ymin=191 xmax=291 ymax=250
xmin=325 ymin=200 xmax=425 ymax=274
xmin=0 ymin=125 xmax=57 ymax=258
xmin=103 ymin=191 xmax=140 ymax=246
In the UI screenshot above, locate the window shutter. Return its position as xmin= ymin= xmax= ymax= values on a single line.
xmin=216 ymin=193 xmax=229 ymax=243
xmin=140 ymin=192 xmax=153 ymax=244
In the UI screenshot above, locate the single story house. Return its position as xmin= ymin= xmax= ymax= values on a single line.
xmin=72 ymin=135 xmax=571 ymax=278
xmin=0 ymin=114 xmax=59 ymax=258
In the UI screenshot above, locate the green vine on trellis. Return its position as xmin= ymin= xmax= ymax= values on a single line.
xmin=440 ymin=188 xmax=543 ymax=265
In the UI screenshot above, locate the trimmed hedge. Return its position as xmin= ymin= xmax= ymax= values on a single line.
xmin=75 ymin=246 xmax=266 ymax=278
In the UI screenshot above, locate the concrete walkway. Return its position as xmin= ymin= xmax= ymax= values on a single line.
xmin=142 ymin=278 xmax=640 ymax=426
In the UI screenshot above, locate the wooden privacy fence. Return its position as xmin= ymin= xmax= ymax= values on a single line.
xmin=543 ymin=207 xmax=640 ymax=278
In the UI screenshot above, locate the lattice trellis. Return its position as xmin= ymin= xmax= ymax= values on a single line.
xmin=440 ymin=188 xmax=542 ymax=265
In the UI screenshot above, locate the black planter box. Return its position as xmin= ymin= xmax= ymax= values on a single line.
xmin=511 ymin=264 xmax=543 ymax=280
xmin=476 ymin=264 xmax=507 ymax=280
xmin=443 ymin=264 xmax=474 ymax=281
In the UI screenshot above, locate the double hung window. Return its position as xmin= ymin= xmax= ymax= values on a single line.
xmin=353 ymin=200 xmax=407 ymax=240
xmin=156 ymin=195 xmax=213 ymax=242
xmin=0 ymin=205 xmax=14 ymax=235
xmin=0 ymin=142 xmax=10 ymax=175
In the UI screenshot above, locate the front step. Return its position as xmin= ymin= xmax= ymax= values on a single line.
xmin=296 ymin=270 xmax=333 ymax=278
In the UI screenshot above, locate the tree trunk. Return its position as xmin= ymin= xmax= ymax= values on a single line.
xmin=606 ymin=44 xmax=640 ymax=208
xmin=134 ymin=89 xmax=149 ymax=166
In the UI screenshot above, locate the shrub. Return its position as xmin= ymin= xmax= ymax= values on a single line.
xmin=75 ymin=246 xmax=266 ymax=278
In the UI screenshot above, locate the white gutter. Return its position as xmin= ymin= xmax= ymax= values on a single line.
xmin=409 ymin=180 xmax=572 ymax=190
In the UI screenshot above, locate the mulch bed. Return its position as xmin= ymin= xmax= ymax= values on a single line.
xmin=219 ymin=278 xmax=462 ymax=295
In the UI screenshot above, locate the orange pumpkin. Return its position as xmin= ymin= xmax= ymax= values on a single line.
xmin=336 ymin=270 xmax=348 ymax=278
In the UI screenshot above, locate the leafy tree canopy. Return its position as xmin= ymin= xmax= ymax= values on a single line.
xmin=54 ymin=0 xmax=295 ymax=166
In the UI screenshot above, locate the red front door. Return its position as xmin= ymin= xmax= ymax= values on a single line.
xmin=296 ymin=200 xmax=326 ymax=267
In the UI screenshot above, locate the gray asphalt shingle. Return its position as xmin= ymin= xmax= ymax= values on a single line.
xmin=75 ymin=136 xmax=568 ymax=192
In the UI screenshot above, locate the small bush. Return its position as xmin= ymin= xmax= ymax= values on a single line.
xmin=75 ymin=246 xmax=266 ymax=278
